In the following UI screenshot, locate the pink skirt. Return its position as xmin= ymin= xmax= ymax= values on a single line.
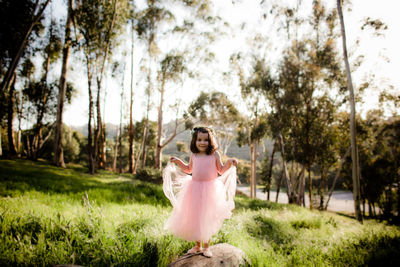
xmin=164 ymin=178 xmax=234 ymax=242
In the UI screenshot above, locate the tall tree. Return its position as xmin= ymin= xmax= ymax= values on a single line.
xmin=234 ymin=59 xmax=272 ymax=198
xmin=128 ymin=6 xmax=137 ymax=173
xmin=22 ymin=17 xmax=63 ymax=160
xmin=118 ymin=81 xmax=124 ymax=173
xmin=54 ymin=0 xmax=75 ymax=168
xmin=94 ymin=0 xmax=121 ymax=170
xmin=7 ymin=78 xmax=18 ymax=156
xmin=75 ymin=0 xmax=128 ymax=173
xmin=0 ymin=0 xmax=51 ymax=94
xmin=135 ymin=0 xmax=173 ymax=169
xmin=337 ymin=0 xmax=363 ymax=223
xmin=0 ymin=0 xmax=50 ymax=157
xmin=154 ymin=53 xmax=186 ymax=169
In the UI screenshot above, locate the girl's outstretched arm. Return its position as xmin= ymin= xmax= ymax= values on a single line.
xmin=170 ymin=155 xmax=193 ymax=174
xmin=215 ymin=151 xmax=238 ymax=175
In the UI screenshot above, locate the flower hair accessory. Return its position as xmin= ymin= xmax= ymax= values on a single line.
xmin=191 ymin=126 xmax=214 ymax=135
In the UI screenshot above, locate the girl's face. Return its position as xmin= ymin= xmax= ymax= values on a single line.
xmin=196 ymin=132 xmax=209 ymax=153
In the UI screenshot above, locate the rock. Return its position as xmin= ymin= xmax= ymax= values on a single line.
xmin=168 ymin=243 xmax=250 ymax=267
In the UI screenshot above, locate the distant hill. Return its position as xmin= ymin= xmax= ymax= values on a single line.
xmin=70 ymin=123 xmax=119 ymax=139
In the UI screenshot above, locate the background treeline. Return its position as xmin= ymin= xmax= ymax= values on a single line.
xmin=0 ymin=0 xmax=399 ymax=222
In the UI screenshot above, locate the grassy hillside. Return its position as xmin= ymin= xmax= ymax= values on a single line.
xmin=1 ymin=160 xmax=399 ymax=266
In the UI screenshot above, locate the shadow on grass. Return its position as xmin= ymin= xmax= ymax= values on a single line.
xmin=246 ymin=215 xmax=294 ymax=246
xmin=234 ymin=195 xmax=295 ymax=212
xmin=330 ymin=231 xmax=400 ymax=266
xmin=363 ymin=235 xmax=400 ymax=266
xmin=0 ymin=159 xmax=170 ymax=207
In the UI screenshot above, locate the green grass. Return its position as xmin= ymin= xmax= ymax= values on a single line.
xmin=1 ymin=159 xmax=400 ymax=266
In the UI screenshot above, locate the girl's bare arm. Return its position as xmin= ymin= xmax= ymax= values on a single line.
xmin=215 ymin=151 xmax=238 ymax=175
xmin=170 ymin=155 xmax=193 ymax=174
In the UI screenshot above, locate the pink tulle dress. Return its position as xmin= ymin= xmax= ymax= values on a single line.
xmin=163 ymin=153 xmax=237 ymax=242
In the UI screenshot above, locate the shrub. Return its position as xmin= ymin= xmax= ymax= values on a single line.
xmin=134 ymin=167 xmax=162 ymax=184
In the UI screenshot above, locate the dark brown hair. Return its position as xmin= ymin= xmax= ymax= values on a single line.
xmin=190 ymin=127 xmax=218 ymax=155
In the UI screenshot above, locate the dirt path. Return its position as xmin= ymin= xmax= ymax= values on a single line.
xmin=237 ymin=186 xmax=355 ymax=213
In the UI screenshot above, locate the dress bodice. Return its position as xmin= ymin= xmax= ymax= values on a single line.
xmin=192 ymin=153 xmax=218 ymax=181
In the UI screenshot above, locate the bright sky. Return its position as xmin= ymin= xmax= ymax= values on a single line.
xmin=63 ymin=0 xmax=400 ymax=127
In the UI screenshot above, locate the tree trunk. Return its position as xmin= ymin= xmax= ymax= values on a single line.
xmin=397 ymin=184 xmax=400 ymax=221
xmin=337 ymin=0 xmax=363 ymax=223
xmin=118 ymin=119 xmax=123 ymax=174
xmin=0 ymin=128 xmax=2 ymax=157
xmin=155 ymin=79 xmax=165 ymax=169
xmin=25 ymin=134 xmax=31 ymax=158
xmin=95 ymin=0 xmax=117 ymax=170
xmin=368 ymin=201 xmax=372 ymax=218
xmin=308 ymin=164 xmax=313 ymax=209
xmin=142 ymin=134 xmax=148 ymax=167
xmin=88 ymin=94 xmax=95 ymax=174
xmin=325 ymin=146 xmax=351 ymax=210
xmin=94 ymin=85 xmax=103 ymax=169
xmin=249 ymin=141 xmax=258 ymax=198
xmin=128 ymin=19 xmax=135 ymax=174
xmin=7 ymin=75 xmax=17 ymax=157
xmin=140 ymin=92 xmax=151 ymax=169
xmin=133 ymin=123 xmax=146 ymax=173
xmin=118 ymin=87 xmax=124 ymax=174
xmin=297 ymin=168 xmax=306 ymax=206
xmin=16 ymin=96 xmax=23 ymax=154
xmin=17 ymin=125 xmax=22 ymax=154
xmin=86 ymin=58 xmax=95 ymax=174
xmin=0 ymin=0 xmax=51 ymax=94
xmin=113 ymin=126 xmax=119 ymax=172
xmin=276 ymin=170 xmax=284 ymax=203
xmin=54 ymin=0 xmax=74 ymax=168
xmin=266 ymin=140 xmax=276 ymax=201
xmin=299 ymin=173 xmax=306 ymax=207
xmin=278 ymin=133 xmax=292 ymax=201
xmin=319 ymin=168 xmax=326 ymax=210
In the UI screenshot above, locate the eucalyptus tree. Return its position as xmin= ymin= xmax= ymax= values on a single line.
xmin=337 ymin=0 xmax=362 ymax=222
xmin=154 ymin=53 xmax=186 ymax=169
xmin=0 ymin=0 xmax=51 ymax=94
xmin=324 ymin=112 xmax=351 ymax=210
xmin=74 ymin=0 xmax=129 ymax=173
xmin=135 ymin=0 xmax=217 ymax=169
xmin=154 ymin=3 xmax=223 ymax=169
xmin=231 ymin=57 xmax=272 ymax=199
xmin=22 ymin=18 xmax=63 ymax=160
xmin=54 ymin=0 xmax=75 ymax=168
xmin=261 ymin=0 xmax=307 ymax=203
xmin=0 ymin=0 xmax=51 ymax=157
xmin=378 ymin=118 xmax=400 ymax=220
xmin=292 ymin=1 xmax=342 ymax=208
xmin=127 ymin=2 xmax=137 ymax=173
xmin=135 ymin=0 xmax=173 ymax=169
xmin=262 ymin=1 xmax=345 ymax=208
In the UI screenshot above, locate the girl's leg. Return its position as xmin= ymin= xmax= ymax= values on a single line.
xmin=202 ymin=240 xmax=212 ymax=257
xmin=187 ymin=241 xmax=201 ymax=254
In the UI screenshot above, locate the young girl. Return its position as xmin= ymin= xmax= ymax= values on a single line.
xmin=162 ymin=127 xmax=238 ymax=258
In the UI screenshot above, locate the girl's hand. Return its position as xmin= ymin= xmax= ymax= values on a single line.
xmin=170 ymin=157 xmax=179 ymax=163
xmin=229 ymin=158 xmax=238 ymax=167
